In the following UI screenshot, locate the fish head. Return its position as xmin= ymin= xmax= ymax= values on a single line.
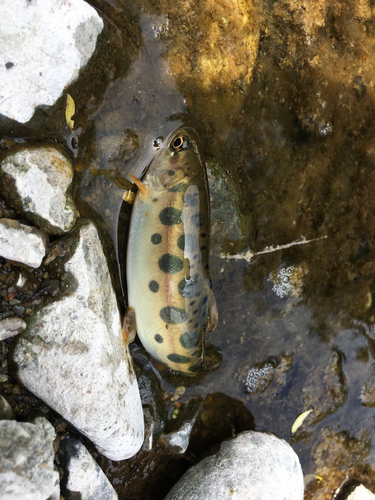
xmin=144 ymin=127 xmax=205 ymax=190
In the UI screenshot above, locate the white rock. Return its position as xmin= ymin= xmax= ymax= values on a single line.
xmin=163 ymin=431 xmax=304 ymax=500
xmin=0 ymin=316 xmax=26 ymax=338
xmin=347 ymin=485 xmax=375 ymax=499
xmin=12 ymin=221 xmax=144 ymax=461
xmin=0 ymin=218 xmax=48 ymax=268
xmin=0 ymin=145 xmax=79 ymax=234
xmin=0 ymin=317 xmax=27 ymax=340
xmin=58 ymin=437 xmax=118 ymax=499
xmin=0 ymin=0 xmax=103 ymax=123
xmin=0 ymin=419 xmax=59 ymax=500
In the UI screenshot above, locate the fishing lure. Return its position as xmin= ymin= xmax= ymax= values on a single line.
xmin=123 ymin=127 xmax=218 ymax=376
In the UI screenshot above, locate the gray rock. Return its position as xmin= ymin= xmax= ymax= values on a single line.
xmin=0 ymin=419 xmax=59 ymax=500
xmin=0 ymin=218 xmax=48 ymax=268
xmin=163 ymin=431 xmax=304 ymax=500
xmin=0 ymin=145 xmax=79 ymax=234
xmin=58 ymin=437 xmax=118 ymax=500
xmin=11 ymin=220 xmax=144 ymax=461
xmin=0 ymin=317 xmax=27 ymax=340
xmin=0 ymin=0 xmax=103 ymax=123
xmin=0 ymin=395 xmax=16 ymax=420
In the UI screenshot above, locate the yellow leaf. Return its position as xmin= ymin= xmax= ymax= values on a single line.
xmin=65 ymin=94 xmax=75 ymax=131
xmin=291 ymin=409 xmax=313 ymax=434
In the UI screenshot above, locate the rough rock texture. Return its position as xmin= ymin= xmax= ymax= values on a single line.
xmin=0 ymin=419 xmax=59 ymax=500
xmin=0 ymin=218 xmax=48 ymax=268
xmin=0 ymin=317 xmax=27 ymax=340
xmin=58 ymin=437 xmax=118 ymax=500
xmin=11 ymin=220 xmax=144 ymax=461
xmin=0 ymin=0 xmax=103 ymax=123
xmin=0 ymin=145 xmax=79 ymax=234
xmin=164 ymin=431 xmax=304 ymax=500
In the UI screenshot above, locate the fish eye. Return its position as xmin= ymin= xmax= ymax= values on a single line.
xmin=172 ymin=135 xmax=190 ymax=151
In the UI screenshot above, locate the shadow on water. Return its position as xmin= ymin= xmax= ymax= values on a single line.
xmin=3 ymin=0 xmax=375 ymax=498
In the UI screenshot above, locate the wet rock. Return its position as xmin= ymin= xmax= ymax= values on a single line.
xmin=302 ymin=349 xmax=347 ymax=424
xmin=0 ymin=317 xmax=27 ymax=340
xmin=11 ymin=220 xmax=144 ymax=461
xmin=207 ymin=159 xmax=253 ymax=254
xmin=58 ymin=437 xmax=118 ymax=500
xmin=159 ymin=402 xmax=204 ymax=454
xmin=0 ymin=218 xmax=48 ymax=268
xmin=0 ymin=0 xmax=103 ymax=123
xmin=0 ymin=145 xmax=79 ymax=234
xmin=0 ymin=395 xmax=16 ymax=420
xmin=0 ymin=418 xmax=59 ymax=500
xmin=164 ymin=431 xmax=304 ymax=499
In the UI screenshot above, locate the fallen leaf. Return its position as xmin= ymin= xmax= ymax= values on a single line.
xmin=291 ymin=408 xmax=313 ymax=434
xmin=65 ymin=93 xmax=75 ymax=131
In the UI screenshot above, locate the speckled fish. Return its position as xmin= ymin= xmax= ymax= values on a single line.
xmin=124 ymin=127 xmax=218 ymax=376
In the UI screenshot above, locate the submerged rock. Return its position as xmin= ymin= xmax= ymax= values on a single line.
xmin=58 ymin=437 xmax=118 ymax=500
xmin=0 ymin=0 xmax=103 ymax=123
xmin=0 ymin=218 xmax=48 ymax=268
xmin=164 ymin=431 xmax=304 ymax=499
xmin=0 ymin=317 xmax=27 ymax=340
xmin=11 ymin=220 xmax=144 ymax=461
xmin=0 ymin=145 xmax=79 ymax=234
xmin=0 ymin=418 xmax=59 ymax=500
xmin=0 ymin=395 xmax=15 ymax=420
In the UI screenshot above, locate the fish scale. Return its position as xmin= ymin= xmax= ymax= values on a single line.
xmin=125 ymin=127 xmax=218 ymax=376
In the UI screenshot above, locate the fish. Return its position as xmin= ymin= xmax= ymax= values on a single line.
xmin=123 ymin=127 xmax=219 ymax=376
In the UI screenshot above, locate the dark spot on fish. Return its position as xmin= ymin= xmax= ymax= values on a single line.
xmin=188 ymin=319 xmax=193 ymax=323
xmin=201 ymin=233 xmax=206 ymax=238
xmin=194 ymin=323 xmax=199 ymax=328
xmin=153 ymin=198 xmax=159 ymax=202
xmin=202 ymin=295 xmax=208 ymax=305
xmin=193 ymin=273 xmax=199 ymax=280
xmin=151 ymin=233 xmax=162 ymax=244
xmin=200 ymin=246 xmax=207 ymax=251
xmin=168 ymin=170 xmax=175 ymax=176
xmin=5 ymin=62 xmax=14 ymax=69
xmin=149 ymin=280 xmax=159 ymax=293
xmin=193 ymin=254 xmax=198 ymax=260
xmin=177 ymin=234 xmax=185 ymax=251
xmin=159 ymin=207 xmax=183 ymax=226
xmin=190 ymin=301 xmax=196 ymax=306
xmin=201 ymin=310 xmax=207 ymax=318
xmin=159 ymin=254 xmax=183 ymax=274
xmin=160 ymin=306 xmax=188 ymax=324
xmin=195 ymin=292 xmax=201 ymax=297
xmin=188 ymin=364 xmax=202 ymax=373
xmin=205 ymin=264 xmax=209 ymax=270
xmin=193 ymin=309 xmax=198 ymax=315
xmin=167 ymin=354 xmax=191 ymax=364
xmin=155 ymin=334 xmax=163 ymax=343
xmin=180 ymin=330 xmax=199 ymax=349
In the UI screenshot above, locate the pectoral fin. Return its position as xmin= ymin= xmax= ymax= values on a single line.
xmin=122 ymin=306 xmax=137 ymax=346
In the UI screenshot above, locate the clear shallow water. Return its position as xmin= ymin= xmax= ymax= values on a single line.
xmin=2 ymin=0 xmax=375 ymax=498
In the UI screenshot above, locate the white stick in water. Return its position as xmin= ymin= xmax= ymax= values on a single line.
xmin=221 ymin=235 xmax=327 ymax=262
